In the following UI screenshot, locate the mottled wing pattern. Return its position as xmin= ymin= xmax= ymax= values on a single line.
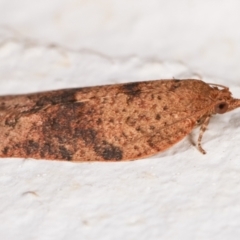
xmin=0 ymin=79 xmax=216 ymax=161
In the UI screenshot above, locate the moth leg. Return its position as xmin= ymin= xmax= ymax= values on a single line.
xmin=197 ymin=115 xmax=211 ymax=154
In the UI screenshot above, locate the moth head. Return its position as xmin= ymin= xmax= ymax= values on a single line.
xmin=214 ymin=102 xmax=228 ymax=114
xmin=209 ymin=82 xmax=240 ymax=114
xmin=209 ymin=83 xmax=232 ymax=114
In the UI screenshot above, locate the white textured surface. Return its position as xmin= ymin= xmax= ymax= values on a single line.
xmin=0 ymin=1 xmax=240 ymax=240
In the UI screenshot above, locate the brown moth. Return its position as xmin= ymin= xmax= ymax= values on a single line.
xmin=0 ymin=79 xmax=239 ymax=161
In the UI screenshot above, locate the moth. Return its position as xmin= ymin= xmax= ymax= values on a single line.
xmin=0 ymin=79 xmax=239 ymax=161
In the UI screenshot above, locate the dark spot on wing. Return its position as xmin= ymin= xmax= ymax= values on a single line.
xmin=59 ymin=146 xmax=73 ymax=161
xmin=170 ymin=80 xmax=181 ymax=91
xmin=2 ymin=146 xmax=9 ymax=155
xmin=135 ymin=126 xmax=141 ymax=131
xmin=40 ymin=142 xmax=55 ymax=158
xmin=5 ymin=116 xmax=17 ymax=127
xmin=94 ymin=141 xmax=123 ymax=161
xmin=122 ymin=82 xmax=141 ymax=96
xmin=96 ymin=118 xmax=102 ymax=125
xmin=155 ymin=113 xmax=161 ymax=120
xmin=147 ymin=139 xmax=161 ymax=151
xmin=24 ymin=140 xmax=39 ymax=155
xmin=74 ymin=128 xmax=97 ymax=145
xmin=109 ymin=118 xmax=114 ymax=123
xmin=126 ymin=116 xmax=136 ymax=126
xmin=35 ymin=89 xmax=80 ymax=106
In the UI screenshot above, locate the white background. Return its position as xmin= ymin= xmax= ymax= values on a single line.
xmin=0 ymin=1 xmax=240 ymax=239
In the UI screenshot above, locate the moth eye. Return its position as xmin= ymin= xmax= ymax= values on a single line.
xmin=215 ymin=102 xmax=228 ymax=114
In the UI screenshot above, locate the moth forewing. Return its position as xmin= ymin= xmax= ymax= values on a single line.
xmin=0 ymin=79 xmax=239 ymax=161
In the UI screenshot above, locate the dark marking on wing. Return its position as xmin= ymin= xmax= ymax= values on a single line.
xmin=122 ymin=82 xmax=141 ymax=96
xmin=59 ymin=146 xmax=73 ymax=161
xmin=35 ymin=89 xmax=80 ymax=106
xmin=25 ymin=140 xmax=39 ymax=155
xmin=94 ymin=141 xmax=123 ymax=161
xmin=74 ymin=129 xmax=97 ymax=145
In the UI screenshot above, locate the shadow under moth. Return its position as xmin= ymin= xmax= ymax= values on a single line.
xmin=0 ymin=79 xmax=239 ymax=161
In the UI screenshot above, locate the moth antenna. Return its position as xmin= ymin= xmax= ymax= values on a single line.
xmin=207 ymin=83 xmax=229 ymax=90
